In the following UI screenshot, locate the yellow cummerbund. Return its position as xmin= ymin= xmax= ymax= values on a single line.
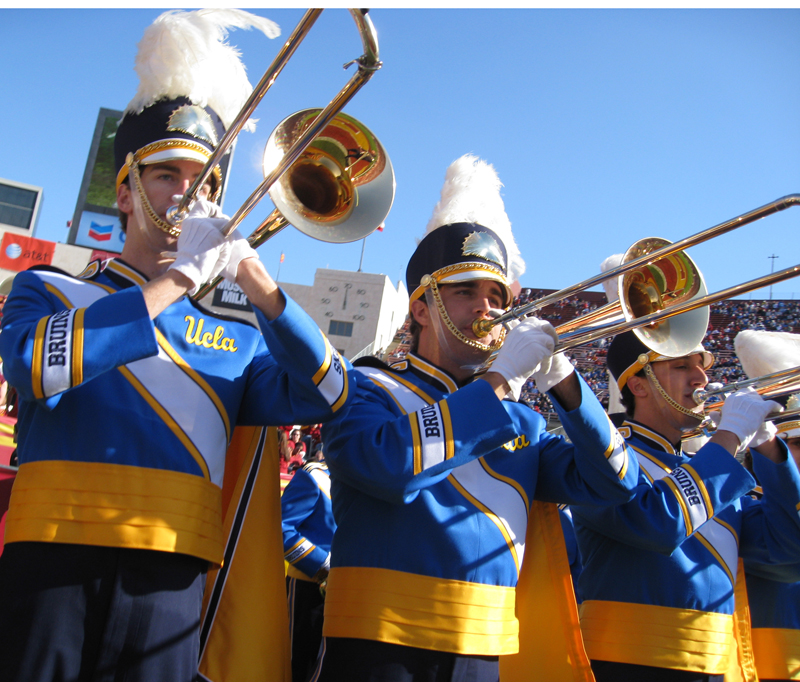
xmin=323 ymin=566 xmax=518 ymax=656
xmin=5 ymin=460 xmax=224 ymax=565
xmin=579 ymin=600 xmax=734 ymax=674
xmin=752 ymin=627 xmax=800 ymax=680
xmin=286 ymin=562 xmax=314 ymax=581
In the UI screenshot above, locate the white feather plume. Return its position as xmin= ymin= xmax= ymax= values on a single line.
xmin=126 ymin=9 xmax=280 ymax=131
xmin=606 ymin=369 xmax=626 ymax=415
xmin=735 ymin=330 xmax=800 ymax=380
xmin=425 ymin=154 xmax=525 ymax=282
xmin=600 ymin=253 xmax=624 ymax=303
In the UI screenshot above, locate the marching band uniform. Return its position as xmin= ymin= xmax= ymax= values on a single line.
xmin=571 ymin=331 xmax=800 ymax=682
xmin=313 ymin=155 xmax=639 ymax=682
xmin=322 ymin=351 xmax=632 ymax=652
xmin=0 ymin=11 xmax=349 ymax=682
xmin=282 ymin=460 xmax=336 ymax=682
xmin=1 ymin=259 xmax=344 ymax=560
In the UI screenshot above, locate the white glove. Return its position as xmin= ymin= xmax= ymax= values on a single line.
xmin=220 ymin=228 xmax=260 ymax=284
xmin=490 ymin=318 xmax=559 ymax=401
xmin=531 ymin=351 xmax=575 ymax=394
xmin=748 ymin=420 xmax=778 ymax=450
xmin=717 ymin=386 xmax=783 ymax=449
xmin=706 ymin=410 xmax=721 ymax=431
xmin=167 ymin=198 xmax=230 ymax=295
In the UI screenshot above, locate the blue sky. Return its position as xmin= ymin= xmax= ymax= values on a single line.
xmin=2 ymin=7 xmax=799 ymax=300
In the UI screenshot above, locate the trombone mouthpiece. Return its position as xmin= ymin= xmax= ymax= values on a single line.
xmin=472 ymin=318 xmax=494 ymax=338
xmin=692 ymin=382 xmax=723 ymax=405
xmin=165 ymin=205 xmax=185 ymax=226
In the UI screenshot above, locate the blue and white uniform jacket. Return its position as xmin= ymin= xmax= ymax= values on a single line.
xmin=571 ymin=418 xmax=800 ymax=676
xmin=282 ymin=461 xmax=335 ymax=581
xmin=321 ymin=352 xmax=639 ymax=656
xmin=0 ymin=259 xmax=350 ymax=565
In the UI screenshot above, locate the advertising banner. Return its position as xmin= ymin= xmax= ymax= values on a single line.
xmin=73 ymin=210 xmax=126 ymax=253
xmin=212 ymin=280 xmax=253 ymax=312
xmin=0 ymin=232 xmax=55 ymax=272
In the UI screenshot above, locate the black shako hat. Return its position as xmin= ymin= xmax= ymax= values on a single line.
xmin=608 ymin=330 xmax=713 ymax=391
xmin=406 ymin=222 xmax=512 ymax=307
xmin=406 ymin=155 xmax=525 ymax=310
xmin=113 ymin=10 xmax=281 ymax=197
xmin=114 ymin=96 xmax=226 ymax=194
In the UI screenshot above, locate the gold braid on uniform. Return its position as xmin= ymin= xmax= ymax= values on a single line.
xmin=644 ymin=361 xmax=706 ymax=421
xmin=127 ymin=153 xmax=182 ymax=238
xmin=423 ymin=275 xmax=507 ymax=352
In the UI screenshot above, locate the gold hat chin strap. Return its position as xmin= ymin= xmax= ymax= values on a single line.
xmin=643 ymin=359 xmax=706 ymax=422
xmin=127 ymin=153 xmax=182 ymax=238
xmin=422 ymin=274 xmax=507 ymax=352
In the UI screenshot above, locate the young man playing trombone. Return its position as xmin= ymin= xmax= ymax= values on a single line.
xmin=570 ymin=329 xmax=800 ymax=682
xmin=313 ymin=155 xmax=641 ymax=682
xmin=0 ymin=11 xmax=350 ymax=682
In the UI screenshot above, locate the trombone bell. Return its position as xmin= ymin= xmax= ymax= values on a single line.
xmin=618 ymin=237 xmax=710 ymax=358
xmin=263 ymin=108 xmax=395 ymax=244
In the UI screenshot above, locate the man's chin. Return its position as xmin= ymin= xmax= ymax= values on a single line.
xmin=445 ymin=335 xmax=492 ymax=360
xmin=155 ymin=226 xmax=180 ymax=253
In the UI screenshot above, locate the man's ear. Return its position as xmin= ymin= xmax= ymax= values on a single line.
xmin=116 ymin=182 xmax=133 ymax=215
xmin=627 ymin=374 xmax=648 ymax=398
xmin=410 ymin=298 xmax=430 ymax=328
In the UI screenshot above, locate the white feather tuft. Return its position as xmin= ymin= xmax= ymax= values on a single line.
xmin=606 ymin=369 xmax=626 ymax=415
xmin=126 ymin=9 xmax=280 ymax=131
xmin=600 ymin=253 xmax=624 ymax=303
xmin=425 ymin=154 xmax=525 ymax=282
xmin=734 ymin=330 xmax=800 ymax=380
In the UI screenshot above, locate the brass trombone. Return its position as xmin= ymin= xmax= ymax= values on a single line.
xmin=693 ymin=365 xmax=800 ymax=408
xmin=682 ymin=406 xmax=800 ymax=443
xmin=194 ymin=109 xmax=394 ymax=299
xmin=158 ymin=9 xmax=395 ymax=298
xmin=475 ymin=195 xmax=800 ymax=354
xmin=170 ymin=9 xmax=381 ymax=232
xmin=552 ymin=236 xmax=710 ymax=359
xmin=553 ymin=262 xmax=800 ymax=354
xmin=681 ymin=376 xmax=800 ymax=442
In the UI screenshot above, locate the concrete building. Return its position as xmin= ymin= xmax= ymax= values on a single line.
xmin=280 ymin=268 xmax=409 ymax=360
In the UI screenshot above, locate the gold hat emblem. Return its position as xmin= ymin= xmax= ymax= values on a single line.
xmin=167 ymin=104 xmax=218 ymax=148
xmin=462 ymin=231 xmax=505 ymax=271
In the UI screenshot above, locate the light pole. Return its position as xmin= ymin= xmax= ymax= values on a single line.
xmin=768 ymin=254 xmax=779 ymax=300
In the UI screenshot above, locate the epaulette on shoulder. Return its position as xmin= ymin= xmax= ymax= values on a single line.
xmin=76 ymin=258 xmax=106 ymax=280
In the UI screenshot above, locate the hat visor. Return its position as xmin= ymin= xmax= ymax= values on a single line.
xmin=777 ymin=421 xmax=800 ymax=440
xmin=115 ymin=140 xmax=217 ymax=189
xmin=409 ymin=266 xmax=512 ymax=308
xmin=617 ymin=345 xmax=714 ymax=390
